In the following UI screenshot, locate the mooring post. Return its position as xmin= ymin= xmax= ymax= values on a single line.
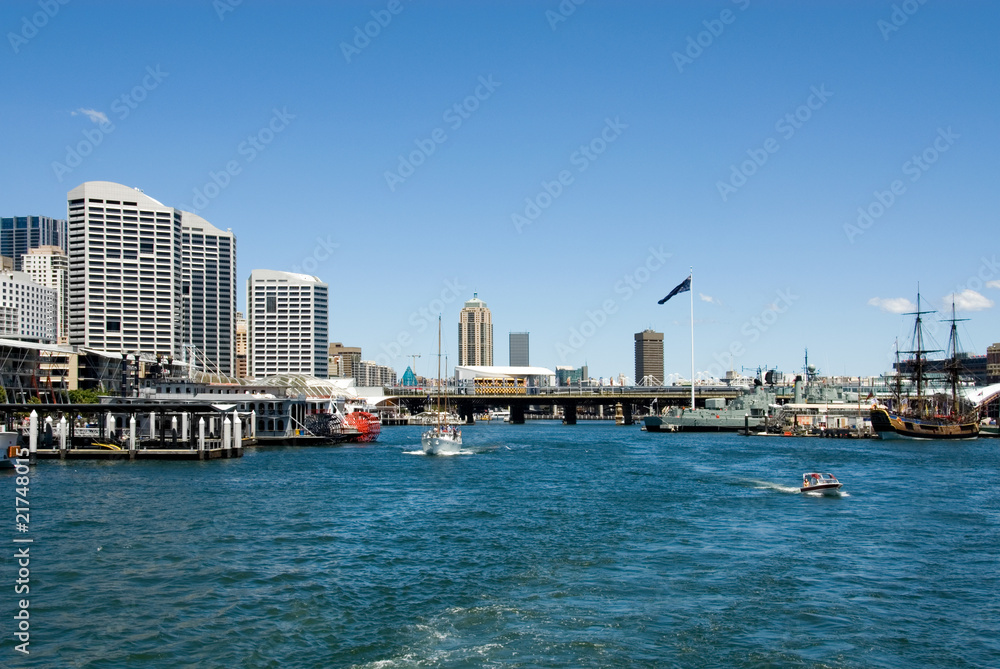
xmin=28 ymin=411 xmax=38 ymax=463
xmin=198 ymin=417 xmax=206 ymax=460
xmin=59 ymin=416 xmax=67 ymax=458
xmin=223 ymin=417 xmax=231 ymax=457
xmin=233 ymin=411 xmax=242 ymax=455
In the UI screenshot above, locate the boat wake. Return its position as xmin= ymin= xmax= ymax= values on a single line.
xmin=404 ymin=448 xmax=475 ymax=456
xmin=746 ymin=479 xmax=801 ymax=494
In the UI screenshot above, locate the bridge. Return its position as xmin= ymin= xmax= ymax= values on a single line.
xmin=379 ymin=385 xmax=781 ymax=425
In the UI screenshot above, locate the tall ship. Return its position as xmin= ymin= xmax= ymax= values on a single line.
xmin=870 ymin=294 xmax=979 ymax=440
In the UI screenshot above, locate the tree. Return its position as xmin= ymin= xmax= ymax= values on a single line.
xmin=68 ymin=388 xmax=101 ymax=404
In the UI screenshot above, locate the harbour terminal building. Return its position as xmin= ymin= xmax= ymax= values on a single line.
xmin=455 ymin=366 xmax=557 ymax=394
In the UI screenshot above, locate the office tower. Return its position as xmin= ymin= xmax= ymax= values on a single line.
xmin=22 ymin=245 xmax=68 ymax=343
xmin=247 ymin=269 xmax=329 ymax=378
xmin=634 ymin=329 xmax=664 ymax=386
xmin=0 ymin=271 xmax=56 ymax=342
xmin=458 ymin=292 xmax=492 ymax=366
xmin=235 ymin=312 xmax=248 ymax=378
xmin=67 ymin=181 xmax=182 ymax=358
xmin=509 ymin=332 xmax=529 ymax=366
xmin=328 ymin=342 xmax=361 ymax=380
xmin=1 ymin=215 xmax=67 ymax=271
xmin=181 ymin=211 xmax=236 ymax=376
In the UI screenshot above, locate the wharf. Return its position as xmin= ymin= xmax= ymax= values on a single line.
xmin=2 ymin=401 xmax=255 ymax=462
xmin=30 ymin=438 xmax=250 ymax=461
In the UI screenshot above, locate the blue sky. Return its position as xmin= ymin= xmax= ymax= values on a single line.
xmin=2 ymin=0 xmax=998 ymax=382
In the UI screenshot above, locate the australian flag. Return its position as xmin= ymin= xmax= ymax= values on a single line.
xmin=658 ymin=276 xmax=691 ymax=305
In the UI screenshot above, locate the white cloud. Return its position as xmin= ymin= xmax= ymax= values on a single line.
xmin=946 ymin=289 xmax=994 ymax=312
xmin=986 ymin=280 xmax=1000 ymax=289
xmin=868 ymin=297 xmax=916 ymax=314
xmin=72 ymin=108 xmax=108 ymax=124
xmin=699 ymin=292 xmax=721 ymax=305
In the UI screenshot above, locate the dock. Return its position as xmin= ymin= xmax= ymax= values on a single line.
xmin=2 ymin=402 xmax=256 ymax=462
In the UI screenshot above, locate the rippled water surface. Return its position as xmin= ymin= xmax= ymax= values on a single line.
xmin=4 ymin=423 xmax=999 ymax=667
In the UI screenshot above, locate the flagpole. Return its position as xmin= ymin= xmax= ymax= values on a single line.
xmin=690 ymin=266 xmax=694 ymax=410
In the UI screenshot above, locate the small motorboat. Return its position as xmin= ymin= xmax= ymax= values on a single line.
xmin=800 ymin=472 xmax=843 ymax=494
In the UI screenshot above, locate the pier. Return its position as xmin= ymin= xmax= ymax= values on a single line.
xmin=1 ymin=402 xmax=255 ymax=461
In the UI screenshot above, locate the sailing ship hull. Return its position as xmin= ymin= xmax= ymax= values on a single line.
xmin=870 ymin=408 xmax=979 ymax=440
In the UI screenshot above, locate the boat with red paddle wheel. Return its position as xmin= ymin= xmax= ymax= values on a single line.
xmin=342 ymin=408 xmax=381 ymax=443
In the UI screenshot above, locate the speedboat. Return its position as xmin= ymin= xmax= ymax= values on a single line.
xmin=800 ymin=472 xmax=843 ymax=494
xmin=421 ymin=425 xmax=462 ymax=455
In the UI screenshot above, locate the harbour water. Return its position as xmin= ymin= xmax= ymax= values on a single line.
xmin=5 ymin=422 xmax=998 ymax=667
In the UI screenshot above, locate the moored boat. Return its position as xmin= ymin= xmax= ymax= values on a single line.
xmin=870 ymin=294 xmax=979 ymax=440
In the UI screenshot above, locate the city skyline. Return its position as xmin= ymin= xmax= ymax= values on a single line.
xmin=3 ymin=2 xmax=998 ymax=381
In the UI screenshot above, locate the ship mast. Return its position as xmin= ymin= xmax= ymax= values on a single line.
xmin=902 ymin=291 xmax=939 ymax=419
xmin=943 ymin=298 xmax=968 ymax=419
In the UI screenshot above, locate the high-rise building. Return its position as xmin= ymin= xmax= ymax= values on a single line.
xmin=247 ymin=269 xmax=329 ymax=378
xmin=22 ymin=245 xmax=68 ymax=343
xmin=1 ymin=215 xmax=67 ymax=271
xmin=634 ymin=329 xmax=664 ymax=386
xmin=235 ymin=312 xmax=248 ymax=378
xmin=0 ymin=271 xmax=56 ymax=343
xmin=355 ymin=360 xmax=397 ymax=387
xmin=67 ymin=181 xmax=183 ymax=358
xmin=328 ymin=342 xmax=361 ymax=380
xmin=509 ymin=331 xmax=529 ymax=366
xmin=181 ymin=211 xmax=236 ymax=376
xmin=458 ymin=292 xmax=492 ymax=366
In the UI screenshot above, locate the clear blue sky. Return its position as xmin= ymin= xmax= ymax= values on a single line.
xmin=2 ymin=0 xmax=998 ymax=382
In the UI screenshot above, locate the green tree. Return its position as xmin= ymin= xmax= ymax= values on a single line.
xmin=68 ymin=388 xmax=101 ymax=404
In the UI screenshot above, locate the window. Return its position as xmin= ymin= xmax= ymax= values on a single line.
xmin=266 ymin=295 xmax=276 ymax=313
xmin=106 ymin=319 xmax=120 ymax=332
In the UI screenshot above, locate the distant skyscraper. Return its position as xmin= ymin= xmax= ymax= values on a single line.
xmin=634 ymin=329 xmax=664 ymax=386
xmin=458 ymin=293 xmax=492 ymax=366
xmin=181 ymin=211 xmax=236 ymax=376
xmin=67 ymin=181 xmax=183 ymax=358
xmin=1 ymin=215 xmax=67 ymax=271
xmin=328 ymin=342 xmax=361 ymax=381
xmin=247 ymin=269 xmax=329 ymax=378
xmin=0 ymin=271 xmax=56 ymax=342
xmin=509 ymin=332 xmax=529 ymax=366
xmin=235 ymin=312 xmax=248 ymax=378
xmin=22 ymin=245 xmax=68 ymax=343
